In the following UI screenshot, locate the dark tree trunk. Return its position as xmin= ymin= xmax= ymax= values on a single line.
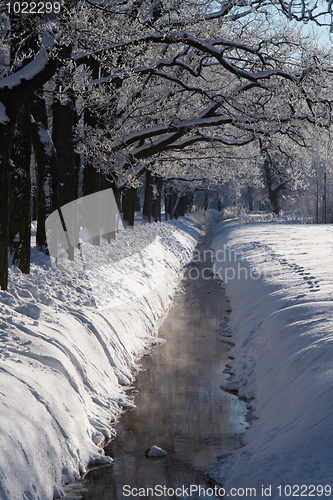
xmin=203 ymin=191 xmax=208 ymax=211
xmin=143 ymin=170 xmax=153 ymax=222
xmin=152 ymin=176 xmax=163 ymax=222
xmin=135 ymin=193 xmax=141 ymax=212
xmin=123 ymin=187 xmax=136 ymax=227
xmin=7 ymin=22 xmax=37 ymax=272
xmin=164 ymin=194 xmax=169 ymax=221
xmin=9 ymin=100 xmax=32 ymax=274
xmin=263 ymin=156 xmax=285 ymax=216
xmin=52 ymin=95 xmax=78 ymax=259
xmin=74 ymin=126 xmax=80 ymax=208
xmin=82 ymin=163 xmax=103 ymax=245
xmin=0 ymin=122 xmax=14 ymax=290
xmin=102 ymin=175 xmax=121 ymax=215
xmin=0 ymin=45 xmax=59 ymax=289
xmin=270 ymin=190 xmax=280 ymax=215
xmin=82 ymin=161 xmax=103 ymax=197
xmin=144 ymin=172 xmax=163 ymax=223
xmin=175 ymin=194 xmax=186 ymax=218
xmin=169 ymin=192 xmax=177 ymax=219
xmin=103 ymin=176 xmax=120 ymax=242
xmin=248 ymin=186 xmax=253 ymax=212
xmin=31 ymin=94 xmax=58 ymax=253
xmin=187 ymin=192 xmax=194 ymax=212
xmin=52 ymin=97 xmax=78 ymax=207
xmin=173 ymin=195 xmax=180 ymax=219
xmin=165 ymin=187 xmax=177 ymax=220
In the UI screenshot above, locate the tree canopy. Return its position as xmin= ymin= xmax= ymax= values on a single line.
xmin=0 ymin=0 xmax=332 ymax=288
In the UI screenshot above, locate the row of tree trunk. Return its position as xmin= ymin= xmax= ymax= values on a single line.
xmin=121 ymin=172 xmax=193 ymax=226
xmin=6 ymin=88 xmax=120 ymax=274
xmin=7 ymin=91 xmax=191 ymax=273
xmin=1 ymin=31 xmax=192 ymax=291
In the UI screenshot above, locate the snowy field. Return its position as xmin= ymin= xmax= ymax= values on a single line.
xmin=0 ymin=214 xmax=201 ymax=500
xmin=209 ymin=217 xmax=333 ymax=498
xmin=3 ymin=211 xmax=333 ymax=500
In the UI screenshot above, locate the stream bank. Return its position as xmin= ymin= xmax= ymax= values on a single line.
xmin=63 ymin=224 xmax=247 ymax=500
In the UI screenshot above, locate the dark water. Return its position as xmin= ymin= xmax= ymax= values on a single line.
xmin=63 ymin=229 xmax=247 ymax=500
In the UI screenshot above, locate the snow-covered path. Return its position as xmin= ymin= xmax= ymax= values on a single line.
xmin=208 ymin=218 xmax=333 ymax=498
xmin=0 ymin=215 xmax=200 ymax=500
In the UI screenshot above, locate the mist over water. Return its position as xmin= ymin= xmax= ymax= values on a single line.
xmin=63 ymin=228 xmax=247 ymax=500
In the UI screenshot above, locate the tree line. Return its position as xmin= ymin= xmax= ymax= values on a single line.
xmin=0 ymin=0 xmax=332 ymax=290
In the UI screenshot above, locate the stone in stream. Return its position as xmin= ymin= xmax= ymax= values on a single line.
xmin=145 ymin=445 xmax=167 ymax=458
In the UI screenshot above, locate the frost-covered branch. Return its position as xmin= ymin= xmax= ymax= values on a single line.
xmin=162 ymin=133 xmax=256 ymax=150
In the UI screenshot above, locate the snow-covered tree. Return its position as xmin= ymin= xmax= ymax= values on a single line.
xmin=0 ymin=0 xmax=333 ymax=288
xmin=67 ymin=1 xmax=333 ymax=192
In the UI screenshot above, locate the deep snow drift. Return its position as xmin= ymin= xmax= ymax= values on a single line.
xmin=0 ymin=214 xmax=201 ymax=500
xmin=3 ymin=211 xmax=333 ymax=500
xmin=209 ymin=217 xmax=333 ymax=497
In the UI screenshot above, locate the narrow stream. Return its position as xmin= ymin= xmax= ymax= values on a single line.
xmin=63 ymin=228 xmax=247 ymax=500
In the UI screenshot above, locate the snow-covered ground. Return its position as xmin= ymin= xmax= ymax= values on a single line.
xmin=3 ymin=210 xmax=333 ymax=500
xmin=208 ymin=217 xmax=333 ymax=498
xmin=0 ymin=214 xmax=201 ymax=500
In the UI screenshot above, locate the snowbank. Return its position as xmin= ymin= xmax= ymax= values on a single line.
xmin=208 ymin=219 xmax=333 ymax=497
xmin=0 ymin=215 xmax=200 ymax=500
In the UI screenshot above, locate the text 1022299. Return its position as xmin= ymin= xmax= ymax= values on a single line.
xmin=6 ymin=2 xmax=61 ymax=14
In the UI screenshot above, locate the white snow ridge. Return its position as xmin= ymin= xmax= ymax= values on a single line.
xmin=2 ymin=212 xmax=333 ymax=499
xmin=208 ymin=218 xmax=333 ymax=498
xmin=0 ymin=214 xmax=200 ymax=500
